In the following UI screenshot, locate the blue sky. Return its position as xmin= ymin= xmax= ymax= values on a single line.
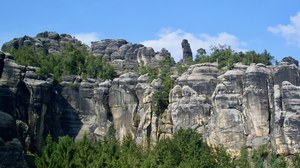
xmin=1 ymin=0 xmax=300 ymax=62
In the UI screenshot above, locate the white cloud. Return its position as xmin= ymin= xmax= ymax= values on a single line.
xmin=141 ymin=28 xmax=247 ymax=62
xmin=73 ymin=32 xmax=100 ymax=46
xmin=268 ymin=12 xmax=300 ymax=47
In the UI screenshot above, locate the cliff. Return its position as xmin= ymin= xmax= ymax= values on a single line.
xmin=0 ymin=33 xmax=300 ymax=166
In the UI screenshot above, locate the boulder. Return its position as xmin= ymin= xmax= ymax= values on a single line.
xmin=0 ymin=138 xmax=28 ymax=168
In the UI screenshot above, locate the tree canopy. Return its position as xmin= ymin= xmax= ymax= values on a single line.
xmin=194 ymin=45 xmax=274 ymax=69
xmin=10 ymin=45 xmax=117 ymax=81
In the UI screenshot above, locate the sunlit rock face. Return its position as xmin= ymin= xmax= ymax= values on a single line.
xmin=164 ymin=63 xmax=219 ymax=140
xmin=206 ymin=68 xmax=246 ymax=156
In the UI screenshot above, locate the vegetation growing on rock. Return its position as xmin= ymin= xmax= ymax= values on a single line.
xmin=9 ymin=44 xmax=116 ymax=80
xmin=194 ymin=45 xmax=274 ymax=69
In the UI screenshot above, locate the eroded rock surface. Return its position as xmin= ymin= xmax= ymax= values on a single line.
xmin=91 ymin=39 xmax=174 ymax=73
xmin=1 ymin=36 xmax=300 ymax=162
xmin=1 ymin=31 xmax=86 ymax=54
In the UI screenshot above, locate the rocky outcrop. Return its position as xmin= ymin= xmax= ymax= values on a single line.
xmin=57 ymin=76 xmax=112 ymax=140
xmin=108 ymin=73 xmax=139 ymax=140
xmin=166 ymin=60 xmax=300 ymax=156
xmin=91 ymin=39 xmax=174 ymax=73
xmin=135 ymin=75 xmax=159 ymax=147
xmin=1 ymin=31 xmax=86 ymax=54
xmin=168 ymin=63 xmax=220 ymax=132
xmin=176 ymin=63 xmax=219 ymax=95
xmin=1 ymin=34 xmax=300 ymax=162
xmin=0 ymin=53 xmax=58 ymax=154
xmin=206 ymin=68 xmax=245 ymax=155
xmin=282 ymin=56 xmax=299 ymax=67
xmin=181 ymin=39 xmax=193 ymax=64
xmin=274 ymin=62 xmax=300 ymax=86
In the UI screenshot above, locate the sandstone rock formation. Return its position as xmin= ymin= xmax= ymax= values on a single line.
xmin=2 ymin=33 xmax=175 ymax=74
xmin=1 ymin=31 xmax=86 ymax=54
xmin=181 ymin=39 xmax=193 ymax=64
xmin=91 ymin=39 xmax=174 ymax=73
xmin=161 ymin=58 xmax=300 ymax=156
xmin=1 ymin=34 xmax=300 ymax=167
xmin=168 ymin=63 xmax=219 ymax=135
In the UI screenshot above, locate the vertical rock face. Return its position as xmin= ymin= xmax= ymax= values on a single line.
xmin=109 ymin=72 xmax=139 ymax=140
xmin=57 ymin=77 xmax=112 ymax=140
xmin=243 ymin=64 xmax=272 ymax=147
xmin=181 ymin=39 xmax=193 ymax=64
xmin=206 ymin=68 xmax=245 ymax=155
xmin=22 ymin=78 xmax=54 ymax=151
xmin=206 ymin=64 xmax=274 ymax=154
xmin=166 ymin=63 xmax=219 ymax=138
xmin=274 ymin=62 xmax=300 ymax=86
xmin=2 ymin=34 xmax=300 ymax=161
xmin=273 ymin=82 xmax=300 ymax=154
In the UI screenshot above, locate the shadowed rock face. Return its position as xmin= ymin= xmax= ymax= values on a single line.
xmin=181 ymin=39 xmax=193 ymax=64
xmin=282 ymin=56 xmax=299 ymax=67
xmin=273 ymin=82 xmax=300 ymax=154
xmin=0 ymin=138 xmax=28 ymax=168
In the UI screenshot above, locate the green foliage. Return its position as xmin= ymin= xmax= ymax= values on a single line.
xmin=292 ymin=154 xmax=300 ymax=168
xmin=10 ymin=45 xmax=47 ymax=67
xmin=235 ymin=146 xmax=251 ymax=168
xmin=135 ymin=61 xmax=158 ymax=82
xmin=194 ymin=45 xmax=274 ymax=70
xmin=36 ymin=129 xmax=300 ymax=168
xmin=156 ymin=55 xmax=174 ymax=112
xmin=10 ymin=45 xmax=116 ymax=81
xmin=233 ymin=145 xmax=288 ymax=168
xmin=135 ymin=56 xmax=174 ymax=114
xmin=176 ymin=61 xmax=189 ymax=76
xmin=36 ymin=129 xmax=236 ymax=168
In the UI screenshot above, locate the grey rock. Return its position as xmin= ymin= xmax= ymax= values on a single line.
xmin=273 ymin=82 xmax=300 ymax=154
xmin=169 ymin=85 xmax=212 ymax=134
xmin=274 ymin=62 xmax=300 ymax=86
xmin=91 ymin=39 xmax=174 ymax=73
xmin=177 ymin=63 xmax=219 ymax=96
xmin=0 ymin=111 xmax=16 ymax=141
xmin=1 ymin=31 xmax=87 ymax=55
xmin=281 ymin=56 xmax=299 ymax=67
xmin=181 ymin=39 xmax=193 ymax=64
xmin=0 ymin=138 xmax=28 ymax=168
xmin=109 ymin=72 xmax=139 ymax=140
xmin=206 ymin=69 xmax=245 ymax=156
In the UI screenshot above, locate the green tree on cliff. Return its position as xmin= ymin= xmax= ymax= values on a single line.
xmin=194 ymin=45 xmax=274 ymax=69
